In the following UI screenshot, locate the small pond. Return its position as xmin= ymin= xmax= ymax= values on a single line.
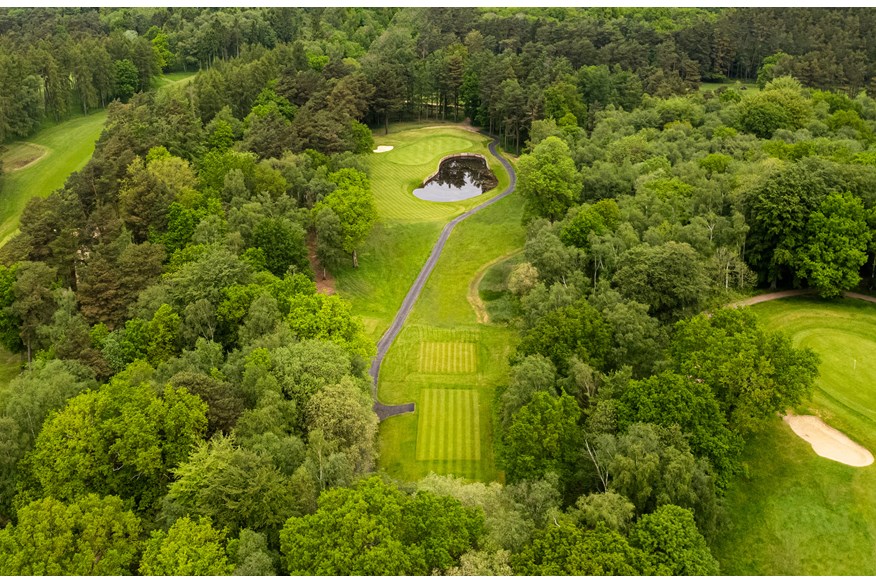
xmin=413 ymin=155 xmax=498 ymax=202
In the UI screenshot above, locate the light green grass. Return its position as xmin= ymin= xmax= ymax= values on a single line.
xmin=152 ymin=71 xmax=197 ymax=90
xmin=699 ymin=81 xmax=760 ymax=94
xmin=416 ymin=388 xmax=481 ymax=462
xmin=0 ymin=112 xmax=108 ymax=246
xmin=419 ymin=341 xmax=478 ymax=373
xmin=714 ymin=297 xmax=876 ymax=575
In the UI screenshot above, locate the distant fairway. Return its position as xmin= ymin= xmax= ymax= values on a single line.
xmin=0 ymin=72 xmax=195 ymax=248
xmin=0 ymin=112 xmax=107 ymax=246
xmin=715 ymin=297 xmax=876 ymax=575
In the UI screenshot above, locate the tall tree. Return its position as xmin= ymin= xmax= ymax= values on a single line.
xmin=517 ymin=136 xmax=582 ymax=221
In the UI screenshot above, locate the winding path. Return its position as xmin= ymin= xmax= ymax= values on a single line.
xmin=728 ymin=288 xmax=876 ymax=308
xmin=369 ymin=137 xmax=517 ymax=420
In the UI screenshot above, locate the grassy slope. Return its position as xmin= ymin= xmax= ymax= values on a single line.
xmin=0 ymin=113 xmax=107 ymax=246
xmin=714 ymin=297 xmax=876 ymax=575
xmin=334 ymin=121 xmax=523 ymax=483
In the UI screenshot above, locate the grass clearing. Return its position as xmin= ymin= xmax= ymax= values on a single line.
xmin=714 ymin=297 xmax=876 ymax=575
xmin=699 ymin=81 xmax=761 ymax=94
xmin=338 ymin=121 xmax=524 ymax=483
xmin=0 ymin=112 xmax=107 ymax=246
xmin=375 ymin=165 xmax=524 ymax=483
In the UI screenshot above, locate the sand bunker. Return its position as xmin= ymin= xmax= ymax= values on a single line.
xmin=783 ymin=414 xmax=874 ymax=467
xmin=373 ymin=145 xmax=394 ymax=153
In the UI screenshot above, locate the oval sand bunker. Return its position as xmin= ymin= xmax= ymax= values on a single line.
xmin=373 ymin=145 xmax=394 ymax=153
xmin=783 ymin=414 xmax=874 ymax=467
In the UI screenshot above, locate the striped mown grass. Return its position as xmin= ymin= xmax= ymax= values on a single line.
xmin=418 ymin=342 xmax=478 ymax=373
xmin=334 ymin=121 xmax=522 ymax=484
xmin=416 ymin=388 xmax=481 ymax=461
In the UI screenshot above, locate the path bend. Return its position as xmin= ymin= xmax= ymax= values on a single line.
xmin=370 ymin=137 xmax=517 ymax=421
xmin=728 ymin=288 xmax=876 ymax=308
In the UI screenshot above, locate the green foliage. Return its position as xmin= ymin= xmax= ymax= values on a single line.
xmin=630 ymin=505 xmax=719 ymax=575
xmin=596 ymin=423 xmax=719 ymax=535
xmin=162 ymin=435 xmax=298 ymax=538
xmin=517 ymin=136 xmax=582 ymax=221
xmin=517 ymin=298 xmax=611 ymax=374
xmin=251 ymin=217 xmax=309 ymax=277
xmin=286 ymin=293 xmax=374 ymax=360
xmin=30 ymin=369 xmax=207 ymax=508
xmin=279 ymin=476 xmax=483 ymax=575
xmin=502 ymin=392 xmax=582 ymax=487
xmin=793 ymin=192 xmax=871 ymax=298
xmin=738 ymin=77 xmax=812 ymax=138
xmin=0 ymin=495 xmax=141 ymax=576
xmin=512 ymin=521 xmax=649 ymax=575
xmin=671 ymin=308 xmax=820 ymax=435
xmin=612 ymin=242 xmax=710 ymax=321
xmin=0 ymin=265 xmax=21 ymax=352
xmin=617 ymin=371 xmax=742 ymax=489
xmin=140 ymin=516 xmax=233 ymax=576
xmin=113 ymin=59 xmax=139 ymax=101
xmin=314 ymin=168 xmax=377 ymax=261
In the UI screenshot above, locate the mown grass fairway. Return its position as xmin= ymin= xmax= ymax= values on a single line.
xmin=714 ymin=297 xmax=876 ymax=575
xmin=339 ymin=121 xmax=524 ymax=483
xmin=0 ymin=112 xmax=107 ymax=246
xmin=375 ymin=175 xmax=525 ymax=483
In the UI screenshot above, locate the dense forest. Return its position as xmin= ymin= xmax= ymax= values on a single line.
xmin=1 ymin=6 xmax=875 ymax=576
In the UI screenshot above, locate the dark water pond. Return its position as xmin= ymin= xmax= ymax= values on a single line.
xmin=413 ymin=155 xmax=498 ymax=202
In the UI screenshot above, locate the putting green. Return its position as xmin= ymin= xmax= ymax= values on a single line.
xmin=385 ymin=135 xmax=475 ymax=166
xmin=714 ymin=297 xmax=876 ymax=575
xmin=335 ymin=124 xmax=513 ymax=341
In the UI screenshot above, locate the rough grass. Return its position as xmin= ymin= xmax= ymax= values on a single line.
xmin=0 ymin=142 xmax=47 ymax=172
xmin=0 ymin=112 xmax=107 ymax=246
xmin=714 ymin=297 xmax=876 ymax=575
xmin=152 ymin=71 xmax=197 ymax=90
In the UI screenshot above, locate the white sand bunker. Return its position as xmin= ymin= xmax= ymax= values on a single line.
xmin=783 ymin=414 xmax=874 ymax=467
xmin=373 ymin=145 xmax=394 ymax=153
